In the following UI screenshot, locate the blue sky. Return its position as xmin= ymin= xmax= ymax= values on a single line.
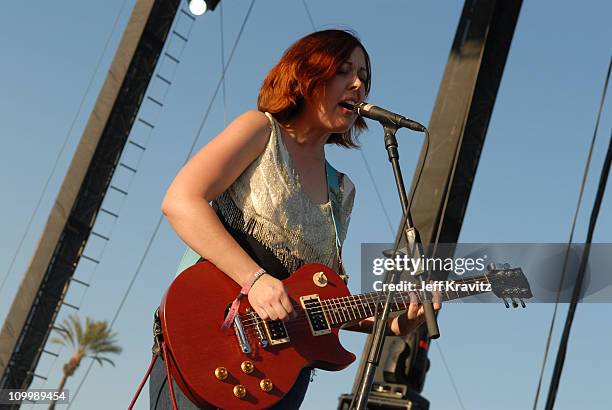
xmin=0 ymin=1 xmax=610 ymax=409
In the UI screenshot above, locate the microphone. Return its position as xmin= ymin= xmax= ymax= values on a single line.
xmin=340 ymin=101 xmax=427 ymax=132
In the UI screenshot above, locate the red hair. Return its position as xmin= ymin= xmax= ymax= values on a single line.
xmin=257 ymin=29 xmax=371 ymax=148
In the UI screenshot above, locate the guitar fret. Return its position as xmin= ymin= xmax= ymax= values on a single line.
xmin=356 ymin=295 xmax=367 ymax=318
xmin=374 ymin=293 xmax=383 ymax=310
xmin=359 ymin=295 xmax=370 ymax=317
xmin=340 ymin=297 xmax=348 ymax=321
xmin=348 ymin=296 xmax=356 ymax=319
xmin=321 ymin=300 xmax=334 ymax=325
xmin=364 ymin=293 xmax=371 ymax=310
xmin=366 ymin=292 xmax=378 ymax=314
xmin=322 ymin=299 xmax=331 ymax=325
xmin=331 ymin=300 xmax=339 ymax=325
xmin=365 ymin=294 xmax=374 ymax=316
xmin=331 ymin=299 xmax=340 ymax=324
xmin=337 ymin=297 xmax=348 ymax=322
xmin=368 ymin=292 xmax=377 ymax=314
xmin=347 ymin=296 xmax=356 ymax=321
xmin=353 ymin=296 xmax=360 ymax=319
xmin=349 ymin=297 xmax=357 ymax=320
xmin=330 ymin=298 xmax=340 ymax=324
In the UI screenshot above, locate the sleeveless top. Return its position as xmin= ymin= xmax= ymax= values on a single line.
xmin=174 ymin=111 xmax=356 ymax=279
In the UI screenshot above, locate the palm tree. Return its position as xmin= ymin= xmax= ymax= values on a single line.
xmin=48 ymin=314 xmax=122 ymax=409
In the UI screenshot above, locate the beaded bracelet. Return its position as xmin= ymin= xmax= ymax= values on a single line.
xmin=221 ymin=268 xmax=267 ymax=331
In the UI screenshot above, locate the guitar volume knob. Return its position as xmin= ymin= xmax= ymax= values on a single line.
xmin=214 ymin=367 xmax=228 ymax=380
xmin=233 ymin=384 xmax=247 ymax=398
xmin=241 ymin=360 xmax=254 ymax=374
xmin=260 ymin=378 xmax=273 ymax=392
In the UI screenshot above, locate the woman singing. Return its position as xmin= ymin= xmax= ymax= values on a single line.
xmin=150 ymin=29 xmax=432 ymax=409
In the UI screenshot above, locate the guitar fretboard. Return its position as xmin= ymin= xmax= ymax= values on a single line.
xmin=319 ymin=275 xmax=491 ymax=326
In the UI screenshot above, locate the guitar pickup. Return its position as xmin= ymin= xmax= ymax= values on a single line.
xmin=262 ymin=320 xmax=289 ymax=346
xmin=300 ymin=294 xmax=331 ymax=336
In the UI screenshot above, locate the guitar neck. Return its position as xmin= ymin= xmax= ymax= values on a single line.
xmin=320 ymin=275 xmax=491 ymax=327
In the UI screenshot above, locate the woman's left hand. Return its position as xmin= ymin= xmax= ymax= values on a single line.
xmin=389 ymin=298 xmax=441 ymax=336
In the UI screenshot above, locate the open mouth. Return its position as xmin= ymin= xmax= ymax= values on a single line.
xmin=338 ymin=100 xmax=356 ymax=111
xmin=338 ymin=100 xmax=355 ymax=114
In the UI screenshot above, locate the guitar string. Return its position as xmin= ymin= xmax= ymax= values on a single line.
xmin=238 ymin=291 xmax=435 ymax=336
xmin=238 ymin=299 xmax=384 ymax=332
xmin=237 ymin=288 xmax=521 ymax=344
xmin=236 ymin=280 xmax=512 ymax=331
xmin=237 ymin=284 xmax=490 ymax=329
xmin=236 ymin=293 xmax=411 ymax=329
xmin=237 ymin=284 xmax=525 ymax=331
xmin=239 ymin=291 xmax=442 ymax=338
xmin=235 ymin=274 xmax=497 ymax=328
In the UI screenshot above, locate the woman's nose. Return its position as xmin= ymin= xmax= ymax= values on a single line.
xmin=349 ymin=75 xmax=363 ymax=94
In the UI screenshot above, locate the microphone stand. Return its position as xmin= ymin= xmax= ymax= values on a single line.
xmin=351 ymin=122 xmax=440 ymax=410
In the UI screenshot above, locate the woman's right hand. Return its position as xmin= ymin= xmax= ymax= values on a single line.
xmin=248 ymin=274 xmax=297 ymax=321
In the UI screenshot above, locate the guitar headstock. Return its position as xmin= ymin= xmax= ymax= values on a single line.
xmin=487 ymin=263 xmax=533 ymax=308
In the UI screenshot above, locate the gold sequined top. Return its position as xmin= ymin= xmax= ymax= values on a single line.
xmin=212 ymin=112 xmax=355 ymax=275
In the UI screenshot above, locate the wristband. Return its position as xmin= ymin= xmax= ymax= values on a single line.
xmin=221 ymin=268 xmax=267 ymax=331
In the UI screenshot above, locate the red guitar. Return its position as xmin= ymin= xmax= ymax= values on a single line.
xmin=159 ymin=261 xmax=531 ymax=409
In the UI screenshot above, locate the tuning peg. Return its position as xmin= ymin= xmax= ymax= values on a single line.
xmin=511 ymin=298 xmax=518 ymax=308
xmin=519 ymin=298 xmax=526 ymax=308
xmin=502 ymin=298 xmax=510 ymax=308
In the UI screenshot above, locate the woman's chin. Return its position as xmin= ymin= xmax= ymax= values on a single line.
xmin=337 ymin=118 xmax=356 ymax=132
xmin=330 ymin=125 xmax=352 ymax=135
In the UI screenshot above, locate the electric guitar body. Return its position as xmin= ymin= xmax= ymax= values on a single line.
xmin=159 ymin=261 xmax=356 ymax=410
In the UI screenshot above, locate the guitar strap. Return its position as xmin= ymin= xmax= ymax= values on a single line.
xmin=130 ymin=308 xmax=178 ymax=410
xmin=326 ymin=161 xmax=349 ymax=284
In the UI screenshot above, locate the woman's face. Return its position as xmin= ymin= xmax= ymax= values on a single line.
xmin=307 ymin=46 xmax=368 ymax=134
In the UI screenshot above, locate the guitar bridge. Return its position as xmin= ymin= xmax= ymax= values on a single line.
xmin=232 ymin=312 xmax=252 ymax=354
xmin=300 ymin=294 xmax=331 ymax=336
xmin=247 ymin=308 xmax=269 ymax=348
